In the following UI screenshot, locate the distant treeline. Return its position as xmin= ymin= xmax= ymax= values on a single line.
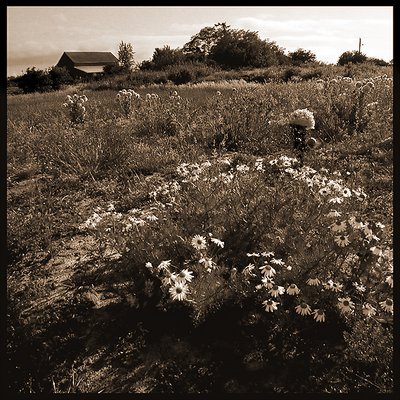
xmin=8 ymin=22 xmax=391 ymax=94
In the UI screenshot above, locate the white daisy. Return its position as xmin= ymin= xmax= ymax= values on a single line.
xmin=270 ymin=258 xmax=285 ymax=266
xmin=161 ymin=271 xmax=177 ymax=286
xmin=330 ymin=220 xmax=347 ymax=233
xmin=269 ymin=285 xmax=285 ymax=298
xmin=261 ymin=277 xmax=275 ymax=289
xmin=259 ymin=264 xmax=276 ymax=278
xmin=175 ymin=269 xmax=194 ymax=284
xmin=325 ymin=280 xmax=343 ymax=292
xmin=295 ymin=302 xmax=312 ymax=316
xmin=211 ymin=238 xmax=224 ymax=248
xmin=157 ymin=260 xmax=172 ymax=271
xmin=169 ymin=283 xmax=189 ymax=301
xmin=261 ymin=251 xmax=275 ymax=257
xmin=362 ymin=303 xmax=376 ymax=318
xmin=312 ymin=309 xmax=326 ymax=322
xmin=286 ymin=284 xmax=301 ymax=295
xmin=306 ymin=277 xmax=321 ymax=286
xmin=334 ymin=235 xmax=350 ymax=247
xmin=191 ymin=234 xmax=207 ymax=250
xmin=338 ymin=297 xmax=355 ymax=313
xmin=379 ymin=299 xmax=393 ymax=314
xmin=262 ymin=299 xmax=280 ymax=312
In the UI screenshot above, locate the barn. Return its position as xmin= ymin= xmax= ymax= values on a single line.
xmin=56 ymin=52 xmax=119 ymax=78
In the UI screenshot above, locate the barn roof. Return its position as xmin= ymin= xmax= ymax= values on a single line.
xmin=63 ymin=52 xmax=119 ymax=65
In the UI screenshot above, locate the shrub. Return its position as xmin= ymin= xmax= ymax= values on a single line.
xmin=168 ymin=68 xmax=193 ymax=85
xmin=338 ymin=51 xmax=368 ymax=66
xmin=48 ymin=66 xmax=73 ymax=90
xmin=14 ymin=67 xmax=53 ymax=93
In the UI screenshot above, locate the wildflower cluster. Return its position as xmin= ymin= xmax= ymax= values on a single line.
xmin=84 ymin=147 xmax=392 ymax=330
xmin=62 ymin=93 xmax=88 ymax=123
xmin=145 ymin=93 xmax=160 ymax=102
xmin=145 ymin=233 xmax=225 ymax=303
xmin=288 ymin=108 xmax=316 ymax=166
xmin=289 ymin=108 xmax=315 ymax=130
xmin=327 ymin=75 xmax=392 ymax=88
xmin=115 ymin=89 xmax=140 ymax=117
xmin=80 ymin=203 xmax=159 ymax=254
xmin=154 ymin=158 xmax=393 ymax=319
xmin=246 ymin=246 xmax=393 ymax=323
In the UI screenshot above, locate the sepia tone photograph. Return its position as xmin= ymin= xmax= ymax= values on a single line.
xmin=6 ymin=5 xmax=394 ymax=395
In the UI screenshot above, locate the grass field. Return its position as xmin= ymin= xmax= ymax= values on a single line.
xmin=7 ymin=70 xmax=393 ymax=393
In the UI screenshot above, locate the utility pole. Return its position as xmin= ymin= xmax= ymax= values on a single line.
xmin=358 ymin=38 xmax=362 ymax=54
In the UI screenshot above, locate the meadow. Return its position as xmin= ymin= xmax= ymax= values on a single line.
xmin=7 ymin=68 xmax=393 ymax=393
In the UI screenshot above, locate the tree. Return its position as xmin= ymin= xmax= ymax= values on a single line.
xmin=209 ymin=29 xmax=286 ymax=69
xmin=118 ymin=41 xmax=135 ymax=72
xmin=337 ymin=50 xmax=367 ymax=65
xmin=183 ymin=22 xmax=230 ymax=60
xmin=289 ymin=48 xmax=316 ymax=65
xmin=150 ymin=45 xmax=185 ymax=69
xmin=183 ymin=23 xmax=287 ymax=69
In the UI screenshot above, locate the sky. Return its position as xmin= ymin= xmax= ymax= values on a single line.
xmin=7 ymin=6 xmax=393 ymax=77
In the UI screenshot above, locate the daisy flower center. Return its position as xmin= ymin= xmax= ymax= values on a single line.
xmin=267 ymin=300 xmax=273 ymax=305
xmin=386 ymin=300 xmax=393 ymax=306
xmin=317 ymin=310 xmax=324 ymax=315
xmin=300 ymin=303 xmax=307 ymax=309
xmin=176 ymin=287 xmax=182 ymax=294
xmin=179 ymin=272 xmax=186 ymax=278
xmin=343 ymin=300 xmax=349 ymax=306
xmin=290 ymin=284 xmax=296 ymax=288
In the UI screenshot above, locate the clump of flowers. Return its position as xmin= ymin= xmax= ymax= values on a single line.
xmin=289 ymin=108 xmax=315 ymax=130
xmin=82 ymin=150 xmax=393 ymax=383
xmin=62 ymin=93 xmax=88 ymax=124
xmin=288 ymin=108 xmax=315 ymax=166
xmin=115 ymin=89 xmax=140 ymax=117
